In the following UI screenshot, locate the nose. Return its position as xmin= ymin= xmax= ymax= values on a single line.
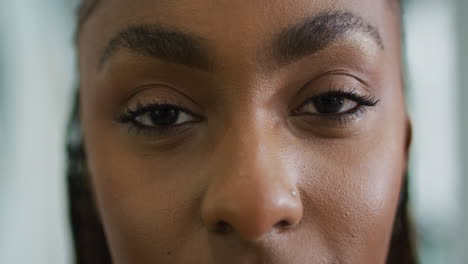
xmin=201 ymin=122 xmax=303 ymax=241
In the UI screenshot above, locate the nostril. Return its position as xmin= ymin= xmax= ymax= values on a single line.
xmin=274 ymin=219 xmax=292 ymax=229
xmin=214 ymin=220 xmax=233 ymax=234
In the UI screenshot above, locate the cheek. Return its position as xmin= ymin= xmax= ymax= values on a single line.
xmin=296 ymin=124 xmax=406 ymax=262
xmin=82 ymin=121 xmax=207 ymax=261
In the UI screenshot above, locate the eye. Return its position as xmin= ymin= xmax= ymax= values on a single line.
xmin=118 ymin=103 xmax=200 ymax=131
xmin=296 ymin=91 xmax=379 ymax=116
xmin=300 ymin=95 xmax=358 ymax=115
xmin=134 ymin=105 xmax=195 ymax=127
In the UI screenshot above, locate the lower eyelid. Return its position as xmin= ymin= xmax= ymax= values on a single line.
xmin=127 ymin=121 xmax=196 ymax=138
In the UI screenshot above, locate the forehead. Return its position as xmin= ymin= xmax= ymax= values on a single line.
xmin=81 ymin=0 xmax=393 ymax=21
xmin=79 ymin=0 xmax=396 ymax=43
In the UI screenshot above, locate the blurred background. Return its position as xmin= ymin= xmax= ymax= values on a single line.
xmin=0 ymin=0 xmax=466 ymax=263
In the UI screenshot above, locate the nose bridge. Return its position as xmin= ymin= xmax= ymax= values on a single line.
xmin=216 ymin=110 xmax=286 ymax=193
xmin=201 ymin=114 xmax=303 ymax=241
xmin=228 ymin=115 xmax=278 ymax=178
xmin=222 ymin=119 xmax=284 ymax=201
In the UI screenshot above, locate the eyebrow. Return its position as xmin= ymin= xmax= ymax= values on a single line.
xmin=273 ymin=11 xmax=384 ymax=66
xmin=99 ymin=24 xmax=214 ymax=71
xmin=98 ymin=11 xmax=383 ymax=71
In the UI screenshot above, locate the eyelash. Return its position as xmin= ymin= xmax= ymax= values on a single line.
xmin=117 ymin=101 xmax=200 ymax=137
xmin=296 ymin=88 xmax=380 ymax=124
xmin=117 ymin=89 xmax=379 ymax=136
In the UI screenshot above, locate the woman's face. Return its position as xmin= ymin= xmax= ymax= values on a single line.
xmin=79 ymin=0 xmax=409 ymax=263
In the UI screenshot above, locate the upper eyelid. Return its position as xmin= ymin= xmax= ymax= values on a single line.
xmin=131 ymin=99 xmax=197 ymax=113
xmin=121 ymin=85 xmax=205 ymax=115
xmin=295 ymin=70 xmax=370 ymax=97
xmin=118 ymin=85 xmax=378 ymax=120
xmin=298 ymin=90 xmax=378 ymax=107
xmin=315 ymin=90 xmax=379 ymax=103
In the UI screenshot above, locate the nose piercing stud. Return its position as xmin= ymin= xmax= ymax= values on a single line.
xmin=291 ymin=190 xmax=298 ymax=197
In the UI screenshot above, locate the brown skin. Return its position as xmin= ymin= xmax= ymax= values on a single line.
xmin=78 ymin=0 xmax=410 ymax=263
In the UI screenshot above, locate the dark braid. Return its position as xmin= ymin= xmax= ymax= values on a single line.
xmin=67 ymin=89 xmax=112 ymax=264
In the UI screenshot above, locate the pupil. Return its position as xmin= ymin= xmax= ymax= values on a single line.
xmin=150 ymin=107 xmax=179 ymax=125
xmin=313 ymin=96 xmax=344 ymax=114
